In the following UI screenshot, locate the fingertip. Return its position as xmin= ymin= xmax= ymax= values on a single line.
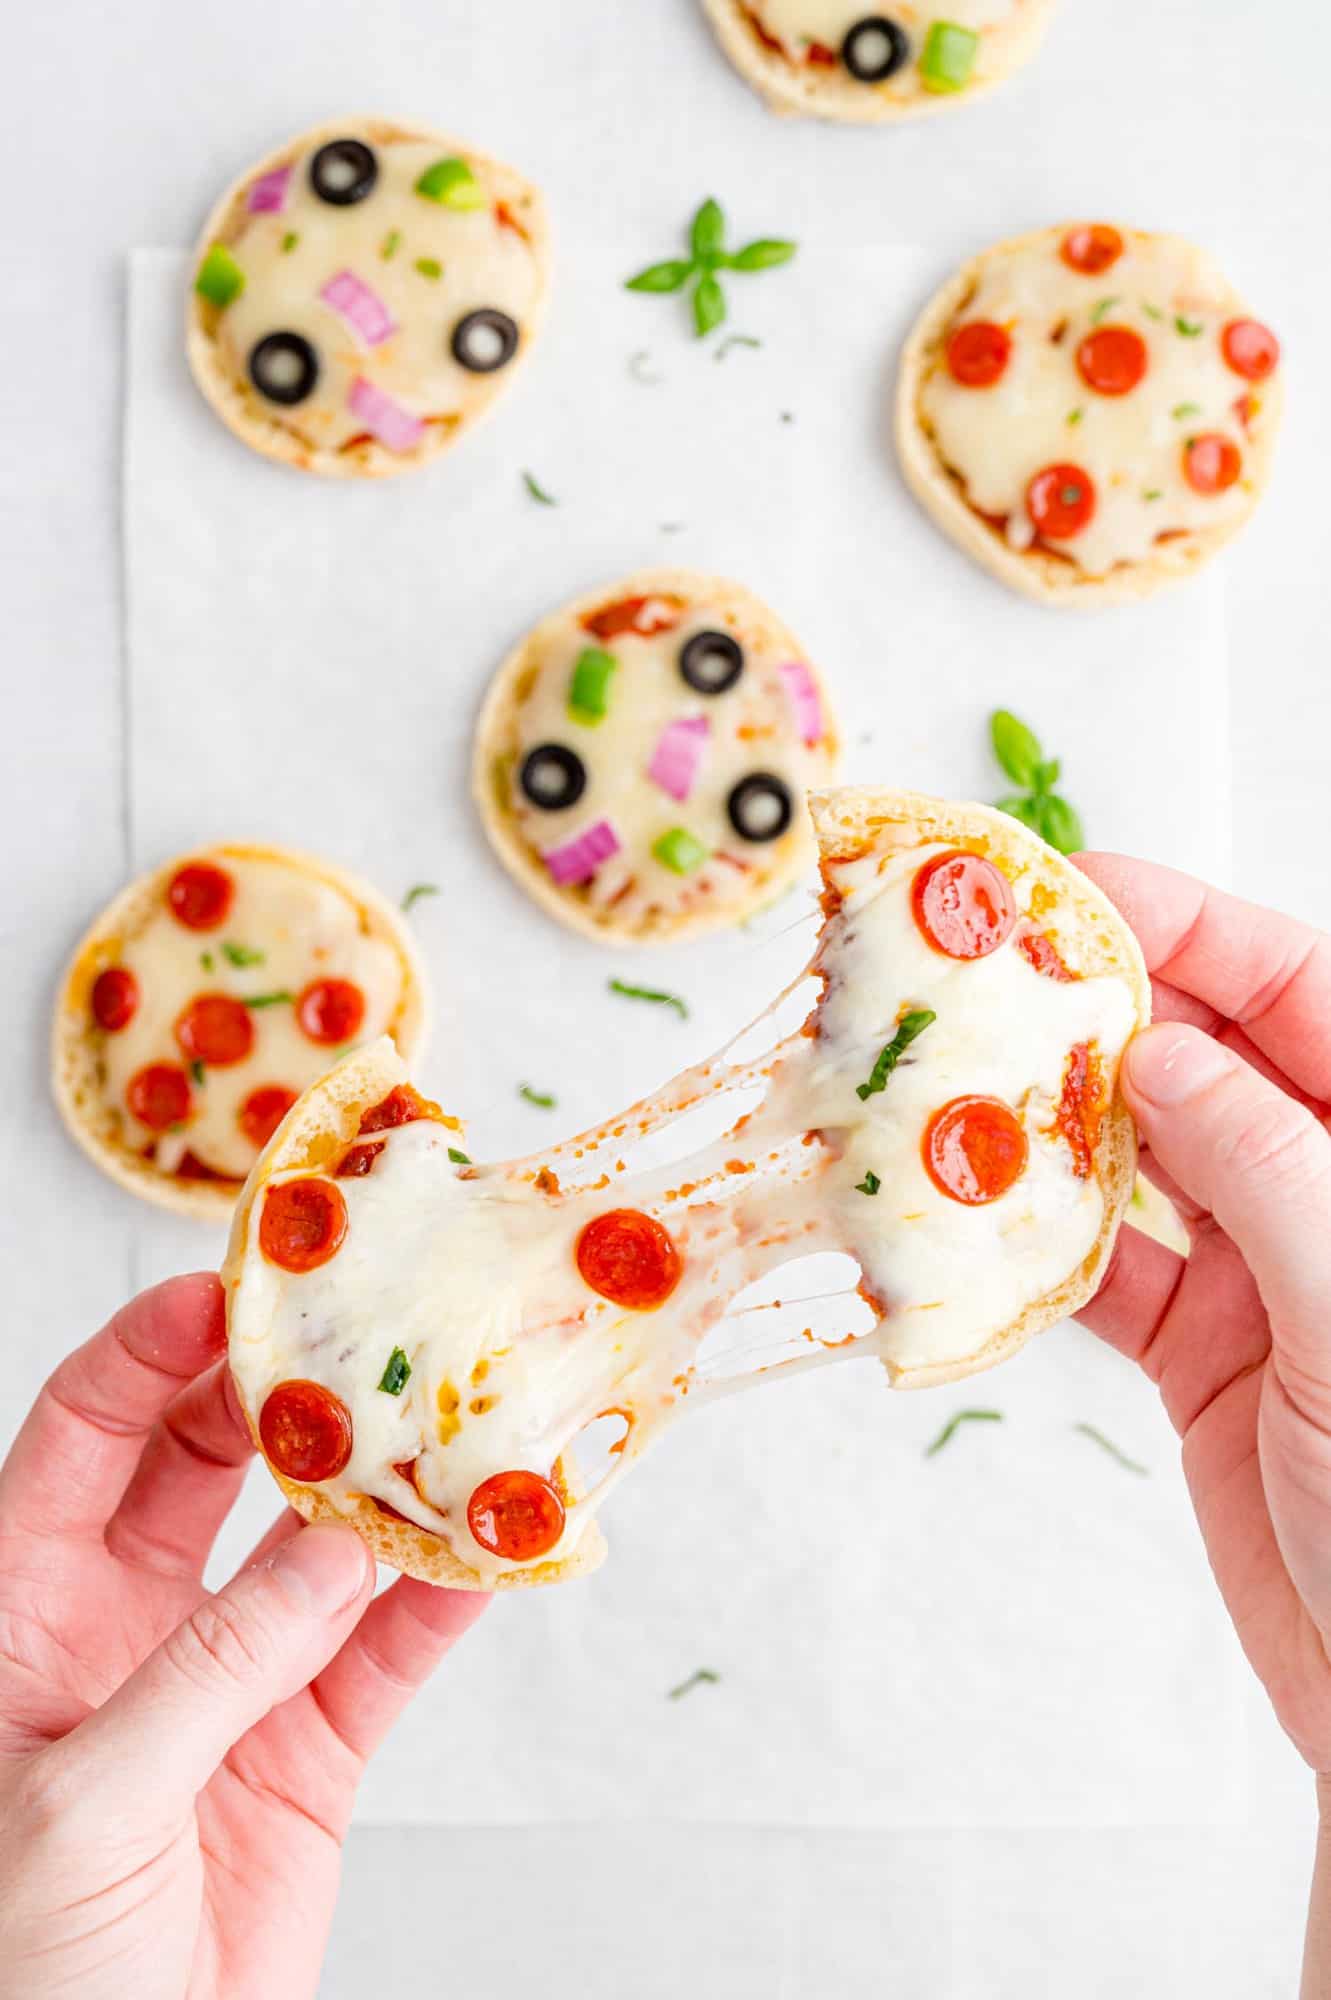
xmin=112 ymin=1272 xmax=228 ymax=1372
xmin=1122 ymin=1023 xmax=1228 ymax=1112
xmin=266 ymin=1521 xmax=375 ymax=1617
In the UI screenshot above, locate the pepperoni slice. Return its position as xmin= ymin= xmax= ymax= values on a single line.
xmin=91 ymin=965 xmax=138 ymax=1031
xmin=258 ymin=1177 xmax=348 ymax=1272
xmin=1060 ymin=224 xmax=1123 ymax=276
xmin=576 ymin=1209 xmax=682 ymax=1311
xmin=1026 ymin=463 xmax=1096 ymax=539
xmin=167 ymin=861 xmax=234 ymax=931
xmin=259 ymin=1380 xmax=354 ymax=1482
xmin=581 ymin=595 xmax=682 ymax=642
xmin=1076 ymin=325 xmax=1147 ymax=397
xmin=1221 ymin=318 xmax=1279 ymax=383
xmin=1183 ymin=433 xmax=1242 ymax=496
xmin=467 ymin=1469 xmax=565 ymax=1561
xmin=238 ymin=1083 xmax=299 ymax=1148
xmin=923 ymin=1097 xmax=1028 ymax=1206
xmin=296 ymin=978 xmax=365 ymax=1046
xmin=127 ymin=1062 xmax=192 ymax=1131
xmin=945 ymin=320 xmax=1011 ymax=388
xmin=174 ymin=993 xmax=255 ymax=1067
xmin=911 ymin=850 xmax=1016 ymax=960
xmin=1017 ymin=930 xmax=1075 ymax=982
xmin=336 ymin=1140 xmax=385 ymax=1178
xmin=358 ymin=1084 xmax=442 ymax=1134
xmin=1052 ymin=1041 xmax=1105 ymax=1180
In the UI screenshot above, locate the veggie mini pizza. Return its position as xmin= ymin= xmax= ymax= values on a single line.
xmin=473 ymin=570 xmax=839 ymax=945
xmin=896 ymin=222 xmax=1283 ymax=604
xmin=701 ymin=2 xmax=1057 ymax=122
xmin=224 ymin=788 xmax=1147 ymax=1589
xmin=53 ymin=845 xmax=428 ymax=1218
xmin=187 ymin=118 xmax=549 ymax=477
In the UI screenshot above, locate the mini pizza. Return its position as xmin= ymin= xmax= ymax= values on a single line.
xmin=896 ymin=223 xmax=1284 ymax=604
xmin=472 ymin=570 xmax=839 ymax=944
xmin=701 ymin=1 xmax=1057 ymax=122
xmin=224 ymin=788 xmax=1148 ymax=1589
xmin=53 ymin=845 xmax=428 ymax=1218
xmin=187 ymin=118 xmax=549 ymax=477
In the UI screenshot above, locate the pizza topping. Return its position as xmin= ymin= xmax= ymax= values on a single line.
xmin=1017 ymin=930 xmax=1075 ymax=981
xmin=174 ymin=993 xmax=256 ymax=1067
xmin=195 ymin=244 xmax=245 ymax=309
xmin=727 ymin=773 xmax=794 ymax=843
xmin=856 ymin=1007 xmax=936 ymax=1102
xmin=923 ymin=1095 xmax=1028 ymax=1205
xmin=320 ymin=271 xmax=397 ymax=348
xmin=1026 ymin=463 xmax=1096 ymax=539
xmin=91 ymin=966 xmax=139 ymax=1032
xmin=127 ymin=1063 xmax=192 ymax=1132
xmin=358 ymin=1083 xmax=441 ymax=1134
xmin=1222 ymin=318 xmax=1279 ymax=382
xmin=378 ymin=1347 xmax=413 ymax=1395
xmin=451 ymin=309 xmax=520 ymax=374
xmin=337 ymin=1141 xmax=385 ymax=1178
xmin=654 ymin=827 xmax=711 ymax=874
xmin=648 ymin=717 xmax=709 ymax=802
xmin=247 ymin=165 xmax=292 ymax=215
xmin=467 ymin=1469 xmax=565 ymax=1561
xmin=168 ymin=861 xmax=234 ymax=931
xmin=1051 ymin=1040 xmax=1105 ymax=1178
xmin=1182 ymin=432 xmax=1241 ymax=496
xmin=1060 ymin=224 xmax=1124 ymax=276
xmin=577 ymin=1209 xmax=682 ymax=1310
xmin=310 ymin=138 xmax=379 ymax=207
xmin=346 ymin=377 xmax=425 ymax=454
xmin=842 ymin=15 xmax=910 ymax=81
xmin=249 ymin=332 xmax=320 ymax=407
xmin=238 ymin=1084 xmax=299 ymax=1148
xmin=415 ymin=156 xmax=484 ymax=209
xmin=583 ymin=595 xmax=683 ymax=642
xmin=911 ymin=849 xmax=1015 ymax=960
xmin=259 ymin=1379 xmax=354 ymax=1482
xmin=259 ymin=1177 xmax=348 ymax=1272
xmin=920 ymin=20 xmax=978 ymax=92
xmin=521 ymin=744 xmax=588 ymax=812
xmin=1075 ymin=325 xmax=1147 ymax=397
xmin=568 ymin=647 xmax=619 ymax=723
xmin=779 ymin=660 xmax=825 ymax=745
xmin=679 ymin=629 xmax=744 ymax=696
xmin=946 ymin=320 xmax=1011 ymax=388
xmin=297 ymin=978 xmax=366 ymax=1047
xmin=543 ymin=818 xmax=622 ymax=886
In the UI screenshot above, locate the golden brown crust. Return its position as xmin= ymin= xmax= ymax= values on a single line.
xmin=893 ymin=224 xmax=1285 ymax=606
xmin=808 ymin=786 xmax=1150 ymax=1388
xmin=471 ymin=567 xmax=839 ymax=946
xmin=186 ymin=117 xmax=551 ymax=480
xmin=51 ymin=844 xmax=429 ymax=1220
xmin=700 ymin=0 xmax=1058 ymax=123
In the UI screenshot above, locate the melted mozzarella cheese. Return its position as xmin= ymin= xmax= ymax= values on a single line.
xmin=758 ymin=0 xmax=1013 ymax=55
xmin=211 ymin=138 xmax=541 ymax=452
xmin=917 ymin=230 xmax=1278 ymax=575
xmin=234 ymin=837 xmax=1136 ymax=1581
xmin=101 ymin=857 xmax=406 ymax=1180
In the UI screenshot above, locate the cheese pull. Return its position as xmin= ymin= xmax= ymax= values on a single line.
xmin=224 ymin=788 xmax=1149 ymax=1588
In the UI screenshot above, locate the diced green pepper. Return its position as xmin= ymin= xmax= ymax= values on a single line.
xmin=920 ymin=21 xmax=979 ymax=92
xmin=195 ymin=243 xmax=245 ymax=308
xmin=653 ymin=827 xmax=710 ymax=876
xmin=415 ymin=157 xmax=485 ymax=209
xmin=414 ymin=257 xmax=443 ymax=280
xmin=568 ymin=647 xmax=618 ymax=723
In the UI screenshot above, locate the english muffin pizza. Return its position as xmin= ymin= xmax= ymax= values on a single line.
xmin=224 ymin=788 xmax=1147 ymax=1589
xmin=53 ymin=845 xmax=428 ymax=1218
xmin=701 ymin=1 xmax=1057 ymax=122
xmin=896 ymin=222 xmax=1283 ymax=604
xmin=187 ymin=118 xmax=549 ymax=477
xmin=472 ymin=570 xmax=840 ymax=945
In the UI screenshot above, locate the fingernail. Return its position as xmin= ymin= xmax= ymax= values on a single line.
xmin=1124 ymin=1025 xmax=1228 ymax=1108
xmin=268 ymin=1524 xmax=370 ymax=1614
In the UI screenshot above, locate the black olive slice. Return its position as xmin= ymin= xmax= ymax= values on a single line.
xmin=841 ymin=15 xmax=910 ymax=81
xmin=727 ymin=773 xmax=794 ymax=844
xmin=309 ymin=139 xmax=379 ymax=206
xmin=451 ymin=309 xmax=521 ymax=374
xmin=247 ymin=332 xmax=320 ymax=406
xmin=520 ymin=744 xmax=587 ymax=812
xmin=679 ymin=630 xmax=744 ymax=696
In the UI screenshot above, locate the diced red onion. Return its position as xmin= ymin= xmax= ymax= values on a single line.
xmin=779 ymin=661 xmax=824 ymax=746
xmin=647 ymin=716 xmax=709 ymax=802
xmin=542 ymin=819 xmax=621 ymax=886
xmin=346 ymin=377 xmax=425 ymax=453
xmin=248 ymin=165 xmax=293 ymax=215
xmin=321 ymin=271 xmax=398 ymax=347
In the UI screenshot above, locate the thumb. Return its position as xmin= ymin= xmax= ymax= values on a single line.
xmin=1123 ymin=1023 xmax=1331 ymax=1371
xmin=62 ymin=1522 xmax=374 ymax=1812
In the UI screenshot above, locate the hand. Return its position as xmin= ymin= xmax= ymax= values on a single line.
xmin=1078 ymin=855 xmax=1331 ymax=1771
xmin=0 ymin=1274 xmax=488 ymax=2000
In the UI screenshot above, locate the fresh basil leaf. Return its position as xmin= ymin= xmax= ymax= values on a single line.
xmin=693 ymin=272 xmax=727 ymax=338
xmin=989 ymin=709 xmax=1043 ymax=788
xmin=996 ymin=794 xmax=1045 ymax=833
xmin=1032 ymin=757 xmax=1061 ymax=793
xmin=1037 ymin=794 xmax=1085 ymax=855
xmin=690 ymin=198 xmax=726 ymax=261
xmin=626 ymin=259 xmax=695 ymax=294
xmin=728 ymin=238 xmax=797 ymax=272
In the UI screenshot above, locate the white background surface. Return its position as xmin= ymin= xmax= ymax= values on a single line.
xmin=3 ymin=0 xmax=1329 ymax=1993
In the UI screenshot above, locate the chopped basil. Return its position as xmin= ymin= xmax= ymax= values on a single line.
xmin=1073 ymin=1422 xmax=1148 ymax=1476
xmin=1174 ymin=315 xmax=1204 ymax=337
xmin=281 ymin=231 xmax=299 ymax=254
xmin=242 ymin=990 xmax=295 ymax=1009
xmin=1171 ymin=401 xmax=1202 ymax=420
xmin=523 ymin=469 xmax=558 ymax=506
xmin=626 ymin=199 xmax=796 ymax=341
xmin=856 ymin=1009 xmax=936 ymax=1102
xmin=447 ymin=1147 xmax=471 ymax=1165
xmin=381 ymin=229 xmax=402 ymax=260
xmin=378 ymin=1347 xmax=412 ymax=1396
xmin=1140 ymin=301 xmax=1164 ymax=321
xmin=402 ymin=883 xmax=439 ymax=911
xmin=667 ymin=1668 xmax=720 ymax=1701
xmin=714 ymin=334 xmax=762 ymax=362
xmin=855 ymin=1170 xmax=881 ymax=1196
xmin=926 ymin=1409 xmax=1003 ymax=1457
xmin=1089 ymin=296 xmax=1119 ymax=325
xmin=1142 ymin=487 xmax=1163 ymax=502
xmin=609 ymin=978 xmax=688 ymax=1020
xmin=199 ymin=952 xmax=215 ymax=972
xmin=189 ymin=1059 xmax=206 ymax=1087
xmin=414 ymin=256 xmax=443 ymax=280
xmin=1066 ymin=406 xmax=1085 ymax=427
xmin=519 ymin=1083 xmax=556 ymax=1109
xmin=221 ymin=941 xmax=265 ymax=967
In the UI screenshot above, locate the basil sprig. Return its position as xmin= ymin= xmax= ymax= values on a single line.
xmin=990 ymin=710 xmax=1085 ymax=856
xmin=626 ymin=198 xmax=796 ymax=340
xmin=856 ymin=1008 xmax=936 ymax=1103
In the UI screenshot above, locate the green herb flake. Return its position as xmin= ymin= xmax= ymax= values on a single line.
xmin=415 ymin=156 xmax=485 ymax=210
xmin=199 ymin=952 xmax=215 ymax=972
xmin=1171 ymin=401 xmax=1202 ymax=420
xmin=281 ymin=231 xmax=299 ymax=254
xmin=568 ymin=646 xmax=618 ymax=724
xmin=378 ymin=1347 xmax=412 ymax=1396
xmin=195 ymin=243 xmax=245 ymax=308
xmin=626 ymin=202 xmax=796 ymax=340
xmin=1066 ymin=406 xmax=1085 ymax=427
xmin=653 ymin=827 xmax=710 ymax=876
xmin=402 ymin=883 xmax=440 ymax=911
xmin=855 ymin=1170 xmax=881 ymax=1196
xmin=926 ymin=1409 xmax=1003 ymax=1458
xmin=519 ymin=1083 xmax=557 ymax=1109
xmin=857 ymin=1008 xmax=936 ymax=1103
xmin=221 ymin=941 xmax=265 ymax=968
xmin=1073 ymin=1422 xmax=1149 ymax=1476
xmin=715 ymin=334 xmax=763 ymax=362
xmin=447 ymin=1147 xmax=472 ymax=1165
xmin=1174 ymin=314 xmax=1204 ymax=338
xmin=1142 ymin=487 xmax=1163 ymax=502
xmin=1089 ymin=296 xmax=1120 ymax=325
xmin=609 ymin=978 xmax=688 ymax=1020
xmin=242 ymin=990 xmax=295 ymax=1010
xmin=189 ymin=1059 xmax=206 ymax=1087
xmin=414 ymin=257 xmax=443 ymax=281
xmin=1141 ymin=302 xmax=1164 ymax=321
xmin=523 ymin=469 xmax=558 ymax=506
xmin=668 ymin=1668 xmax=720 ymax=1701
xmin=381 ymin=229 xmax=402 ymax=260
